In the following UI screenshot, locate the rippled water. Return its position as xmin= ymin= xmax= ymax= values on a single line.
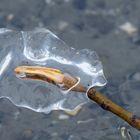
xmin=0 ymin=0 xmax=140 ymax=139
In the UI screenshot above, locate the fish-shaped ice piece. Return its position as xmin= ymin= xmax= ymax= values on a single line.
xmin=0 ymin=28 xmax=107 ymax=113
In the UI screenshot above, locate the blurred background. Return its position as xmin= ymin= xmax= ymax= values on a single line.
xmin=0 ymin=0 xmax=140 ymax=139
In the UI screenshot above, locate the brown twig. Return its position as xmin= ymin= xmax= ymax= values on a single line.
xmin=87 ymin=88 xmax=140 ymax=130
xmin=14 ymin=66 xmax=140 ymax=130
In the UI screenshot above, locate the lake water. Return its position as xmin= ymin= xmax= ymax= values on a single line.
xmin=0 ymin=0 xmax=140 ymax=139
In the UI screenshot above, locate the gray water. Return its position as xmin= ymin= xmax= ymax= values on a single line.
xmin=0 ymin=0 xmax=140 ymax=139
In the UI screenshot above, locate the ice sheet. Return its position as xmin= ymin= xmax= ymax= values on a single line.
xmin=0 ymin=28 xmax=107 ymax=113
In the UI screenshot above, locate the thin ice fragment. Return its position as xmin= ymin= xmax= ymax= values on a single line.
xmin=0 ymin=28 xmax=107 ymax=113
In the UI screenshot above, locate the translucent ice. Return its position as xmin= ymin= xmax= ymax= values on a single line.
xmin=0 ymin=28 xmax=107 ymax=113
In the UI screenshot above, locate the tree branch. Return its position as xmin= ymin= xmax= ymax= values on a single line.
xmin=14 ymin=66 xmax=140 ymax=130
xmin=87 ymin=88 xmax=140 ymax=130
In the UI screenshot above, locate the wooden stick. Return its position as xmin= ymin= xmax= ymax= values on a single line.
xmin=87 ymin=88 xmax=140 ymax=130
xmin=14 ymin=66 xmax=140 ymax=130
xmin=64 ymin=73 xmax=140 ymax=130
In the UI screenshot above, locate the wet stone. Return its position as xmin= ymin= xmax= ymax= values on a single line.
xmin=32 ymin=131 xmax=51 ymax=140
xmin=121 ymin=1 xmax=136 ymax=16
xmin=95 ymin=0 xmax=106 ymax=9
xmin=128 ymin=72 xmax=140 ymax=81
xmin=75 ymin=22 xmax=84 ymax=31
xmin=85 ymin=13 xmax=115 ymax=34
xmin=0 ymin=14 xmax=7 ymax=27
xmin=68 ymin=135 xmax=82 ymax=140
xmin=131 ymin=32 xmax=140 ymax=45
xmin=10 ymin=16 xmax=25 ymax=30
xmin=17 ymin=130 xmax=51 ymax=140
xmin=0 ymin=111 xmax=5 ymax=124
xmin=74 ymin=21 xmax=85 ymax=31
xmin=17 ymin=129 xmax=33 ymax=140
xmin=92 ymin=0 xmax=106 ymax=9
xmin=61 ymin=134 xmax=69 ymax=140
xmin=72 ymin=0 xmax=87 ymax=10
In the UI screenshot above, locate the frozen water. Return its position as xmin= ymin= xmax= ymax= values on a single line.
xmin=0 ymin=28 xmax=107 ymax=113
